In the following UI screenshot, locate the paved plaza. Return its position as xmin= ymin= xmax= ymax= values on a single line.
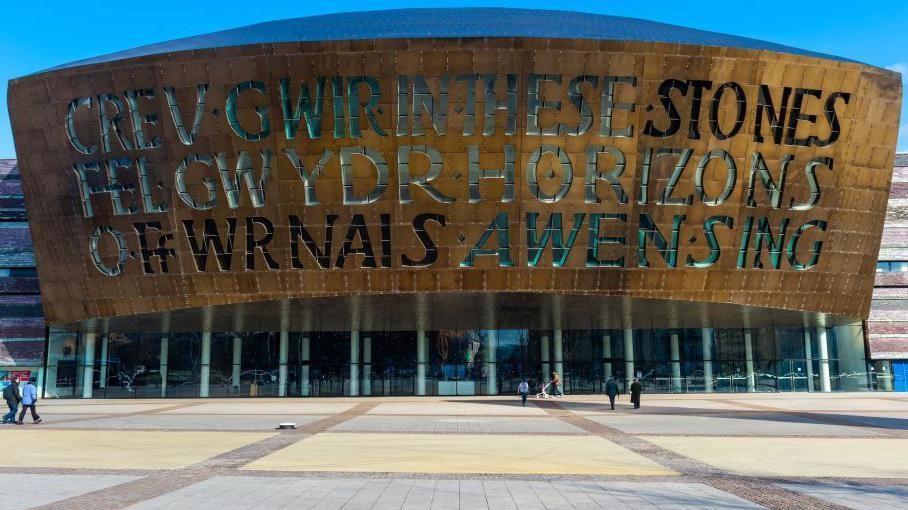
xmin=0 ymin=393 xmax=905 ymax=509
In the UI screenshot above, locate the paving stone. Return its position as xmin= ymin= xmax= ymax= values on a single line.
xmin=162 ymin=402 xmax=355 ymax=415
xmin=45 ymin=414 xmax=330 ymax=431
xmin=644 ymin=436 xmax=908 ymax=478
xmin=584 ymin=413 xmax=881 ymax=436
xmin=129 ymin=476 xmax=765 ymax=509
xmin=779 ymin=483 xmax=908 ymax=510
xmin=242 ymin=432 xmax=676 ymax=475
xmin=3 ymin=474 xmax=139 ymax=510
xmin=330 ymin=415 xmax=586 ymax=434
xmin=13 ymin=394 xmax=908 ymax=509
xmin=368 ymin=401 xmax=548 ymax=416
xmin=0 ymin=429 xmax=273 ymax=469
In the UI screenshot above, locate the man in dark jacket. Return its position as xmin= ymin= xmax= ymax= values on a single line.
xmin=630 ymin=378 xmax=642 ymax=410
xmin=604 ymin=377 xmax=619 ymax=410
xmin=2 ymin=375 xmax=21 ymax=424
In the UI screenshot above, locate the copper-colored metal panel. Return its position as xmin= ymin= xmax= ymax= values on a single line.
xmin=7 ymin=37 xmax=902 ymax=331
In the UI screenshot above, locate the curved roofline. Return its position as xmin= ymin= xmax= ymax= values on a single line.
xmin=31 ymin=7 xmax=863 ymax=75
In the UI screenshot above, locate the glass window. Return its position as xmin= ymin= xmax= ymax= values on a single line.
xmin=44 ymin=330 xmax=81 ymax=398
xmin=308 ymin=332 xmax=350 ymax=397
xmin=165 ymin=333 xmax=200 ymax=398
xmin=241 ymin=332 xmax=279 ymax=397
xmin=0 ymin=267 xmax=36 ymax=277
xmin=876 ymin=260 xmax=908 ymax=272
xmin=361 ymin=331 xmax=416 ymax=396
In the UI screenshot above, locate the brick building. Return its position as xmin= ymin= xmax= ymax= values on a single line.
xmin=868 ymin=153 xmax=908 ymax=390
xmin=0 ymin=160 xmax=45 ymax=385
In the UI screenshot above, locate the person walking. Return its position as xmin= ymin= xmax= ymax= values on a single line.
xmin=2 ymin=375 xmax=21 ymax=424
xmin=630 ymin=377 xmax=642 ymax=410
xmin=551 ymin=372 xmax=562 ymax=398
xmin=17 ymin=377 xmax=41 ymax=424
xmin=517 ymin=379 xmax=529 ymax=406
xmin=605 ymin=376 xmax=619 ymax=410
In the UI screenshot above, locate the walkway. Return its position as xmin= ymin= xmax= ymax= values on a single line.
xmin=0 ymin=393 xmax=906 ymax=509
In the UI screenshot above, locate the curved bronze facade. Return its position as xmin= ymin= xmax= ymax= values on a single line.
xmin=7 ymin=29 xmax=902 ymax=332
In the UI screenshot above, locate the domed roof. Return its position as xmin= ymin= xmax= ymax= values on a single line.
xmin=50 ymin=8 xmax=851 ymax=72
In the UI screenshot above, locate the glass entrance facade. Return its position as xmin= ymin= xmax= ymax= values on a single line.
xmin=43 ymin=322 xmax=886 ymax=398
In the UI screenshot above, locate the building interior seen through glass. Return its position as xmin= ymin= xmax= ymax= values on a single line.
xmin=43 ymin=325 xmax=894 ymax=398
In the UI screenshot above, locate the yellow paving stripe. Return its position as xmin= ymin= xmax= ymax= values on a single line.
xmin=644 ymin=436 xmax=908 ymax=478
xmin=0 ymin=430 xmax=274 ymax=469
xmin=242 ymin=432 xmax=677 ymax=475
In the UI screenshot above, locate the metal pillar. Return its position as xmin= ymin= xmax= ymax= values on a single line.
xmin=623 ymin=328 xmax=634 ymax=391
xmin=99 ymin=335 xmax=109 ymax=389
xmin=416 ymin=328 xmax=427 ymax=396
xmin=199 ymin=331 xmax=211 ymax=398
xmin=670 ymin=333 xmax=682 ymax=393
xmin=553 ymin=328 xmax=564 ymax=385
xmin=81 ymin=333 xmax=96 ymax=399
xmin=541 ymin=335 xmax=551 ymax=382
xmin=300 ymin=336 xmax=310 ymax=396
xmin=278 ymin=329 xmax=289 ymax=397
xmin=363 ymin=336 xmax=372 ymax=395
xmin=817 ymin=328 xmax=831 ymax=392
xmin=602 ymin=333 xmax=612 ymax=381
xmin=231 ymin=335 xmax=242 ymax=392
xmin=744 ymin=330 xmax=755 ymax=392
xmin=160 ymin=336 xmax=169 ymax=398
xmin=702 ymin=328 xmax=713 ymax=393
xmin=804 ymin=329 xmax=815 ymax=392
xmin=349 ymin=330 xmax=360 ymax=396
xmin=485 ymin=330 xmax=498 ymax=395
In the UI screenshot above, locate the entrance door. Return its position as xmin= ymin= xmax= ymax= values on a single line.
xmin=894 ymin=361 xmax=908 ymax=392
xmin=780 ymin=360 xmax=810 ymax=392
xmin=436 ymin=363 xmax=479 ymax=395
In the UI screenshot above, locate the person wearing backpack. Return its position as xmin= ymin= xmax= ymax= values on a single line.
xmin=17 ymin=377 xmax=41 ymax=424
xmin=2 ymin=375 xmax=21 ymax=424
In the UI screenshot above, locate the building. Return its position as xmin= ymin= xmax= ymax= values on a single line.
xmin=4 ymin=8 xmax=906 ymax=398
xmin=0 ymin=160 xmax=45 ymax=387
xmin=868 ymin=153 xmax=908 ymax=390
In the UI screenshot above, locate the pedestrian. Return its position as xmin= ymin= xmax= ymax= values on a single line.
xmin=605 ymin=376 xmax=619 ymax=410
xmin=17 ymin=377 xmax=41 ymax=424
xmin=517 ymin=379 xmax=529 ymax=406
xmin=2 ymin=375 xmax=21 ymax=424
xmin=630 ymin=377 xmax=642 ymax=410
xmin=551 ymin=372 xmax=562 ymax=398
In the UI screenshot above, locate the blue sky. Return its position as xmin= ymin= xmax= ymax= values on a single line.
xmin=1 ymin=0 xmax=906 ymax=157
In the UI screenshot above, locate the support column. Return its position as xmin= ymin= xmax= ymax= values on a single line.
xmin=160 ymin=336 xmax=169 ymax=398
xmin=416 ymin=328 xmax=427 ymax=396
xmin=670 ymin=333 xmax=682 ymax=393
xmin=278 ymin=329 xmax=289 ymax=397
xmin=485 ymin=330 xmax=497 ymax=395
xmin=81 ymin=333 xmax=96 ymax=399
xmin=349 ymin=330 xmax=360 ymax=396
xmin=744 ymin=330 xmax=756 ymax=392
xmin=199 ymin=331 xmax=211 ymax=398
xmin=541 ymin=335 xmax=550 ymax=382
xmin=602 ymin=333 xmax=612 ymax=381
xmin=817 ymin=328 xmax=831 ymax=392
xmin=300 ymin=336 xmax=310 ymax=396
xmin=99 ymin=335 xmax=109 ymax=389
xmin=362 ymin=336 xmax=372 ymax=396
xmin=231 ymin=335 xmax=242 ymax=392
xmin=804 ymin=329 xmax=815 ymax=392
xmin=702 ymin=328 xmax=713 ymax=393
xmin=553 ymin=328 xmax=564 ymax=383
xmin=623 ymin=328 xmax=634 ymax=391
